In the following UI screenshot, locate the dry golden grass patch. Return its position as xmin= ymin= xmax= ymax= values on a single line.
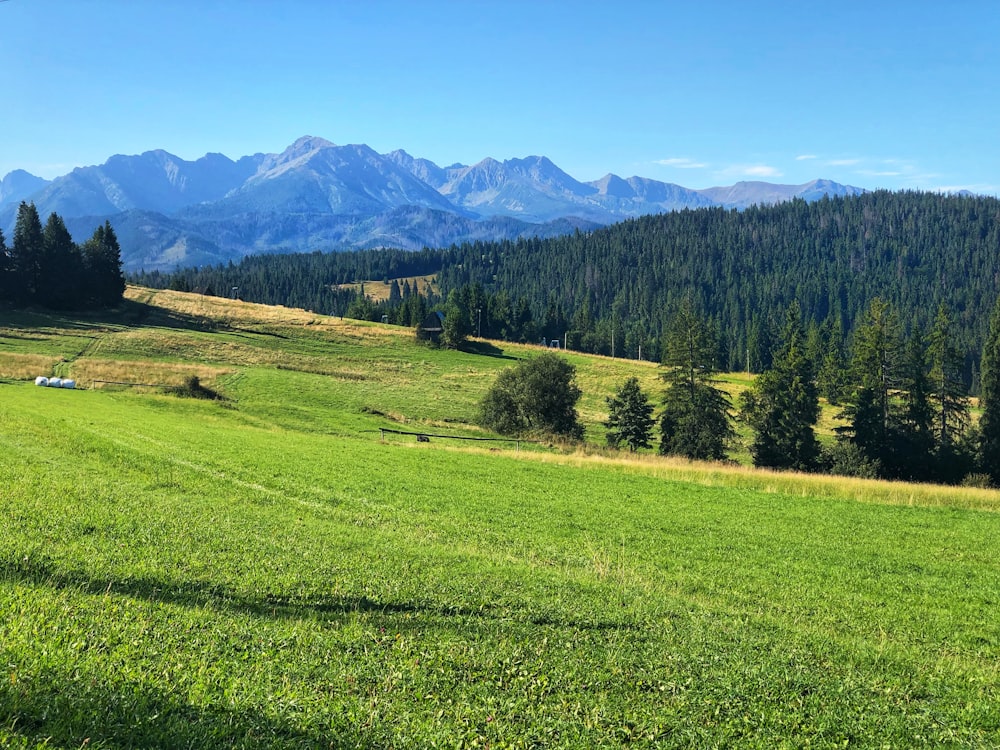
xmin=127 ymin=287 xmax=320 ymax=327
xmin=71 ymin=359 xmax=234 ymax=389
xmin=102 ymin=329 xmax=291 ymax=367
xmin=126 ymin=286 xmax=417 ymax=347
xmin=538 ymin=448 xmax=1000 ymax=513
xmin=0 ymin=353 xmax=63 ymax=380
xmin=394 ymin=437 xmax=1000 ymax=513
xmin=335 ymin=275 xmax=438 ymax=302
xmin=314 ymin=322 xmax=411 ymax=346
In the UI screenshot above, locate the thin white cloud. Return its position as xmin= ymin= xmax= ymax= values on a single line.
xmin=743 ymin=165 xmax=782 ymax=178
xmin=655 ymin=157 xmax=707 ymax=169
xmin=795 ymin=154 xmax=817 ymax=161
xmin=794 ymin=153 xmax=986 ymax=193
xmin=714 ymin=163 xmax=784 ymax=180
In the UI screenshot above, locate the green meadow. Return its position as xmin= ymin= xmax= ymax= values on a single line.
xmin=2 ymin=289 xmax=999 ymax=748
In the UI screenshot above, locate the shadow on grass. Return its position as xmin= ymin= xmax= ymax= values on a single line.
xmin=0 ymin=300 xmax=235 ymax=336
xmin=3 ymin=556 xmax=637 ymax=634
xmin=460 ymin=340 xmax=519 ymax=360
xmin=1 ymin=674 xmax=370 ymax=749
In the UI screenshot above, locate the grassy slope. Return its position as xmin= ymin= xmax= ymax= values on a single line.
xmin=336 ymin=276 xmax=438 ymax=302
xmin=2 ymin=289 xmax=999 ymax=748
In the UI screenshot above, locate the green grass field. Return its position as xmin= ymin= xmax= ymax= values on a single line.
xmin=2 ymin=289 xmax=999 ymax=748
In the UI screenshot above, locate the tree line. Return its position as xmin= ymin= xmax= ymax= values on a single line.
xmin=606 ymin=296 xmax=1000 ymax=487
xmin=0 ymin=202 xmax=125 ymax=310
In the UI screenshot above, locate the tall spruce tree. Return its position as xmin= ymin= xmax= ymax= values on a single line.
xmin=816 ymin=316 xmax=848 ymax=405
xmin=81 ymin=221 xmax=125 ymax=307
xmin=928 ymin=304 xmax=970 ymax=453
xmin=838 ymin=298 xmax=904 ymax=477
xmin=897 ymin=329 xmax=936 ymax=481
xmin=659 ymin=300 xmax=734 ymax=460
xmin=388 ymin=279 xmax=402 ymax=304
xmin=739 ymin=302 xmax=821 ymax=471
xmin=0 ymin=227 xmax=9 ymax=305
xmin=11 ymin=201 xmax=44 ymax=305
xmin=441 ymin=288 xmax=470 ymax=349
xmin=605 ymin=377 xmax=655 ymax=452
xmin=979 ymin=295 xmax=1000 ymax=485
xmin=41 ymin=212 xmax=84 ymax=309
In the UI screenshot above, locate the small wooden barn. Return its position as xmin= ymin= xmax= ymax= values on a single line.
xmin=419 ymin=311 xmax=446 ymax=342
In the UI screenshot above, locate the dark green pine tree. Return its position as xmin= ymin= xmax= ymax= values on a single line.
xmin=747 ymin=314 xmax=775 ymax=373
xmin=927 ymin=304 xmax=970 ymax=456
xmin=441 ymin=288 xmax=471 ymax=349
xmin=407 ymin=292 xmax=428 ymax=327
xmin=388 ymin=279 xmax=402 ymax=304
xmin=816 ymin=317 xmax=848 ymax=406
xmin=838 ymin=298 xmax=904 ymax=477
xmin=979 ymin=295 xmax=1000 ymax=485
xmin=897 ymin=328 xmax=936 ymax=481
xmin=41 ymin=212 xmax=84 ymax=309
xmin=11 ymin=201 xmax=45 ymax=305
xmin=739 ymin=302 xmax=821 ymax=471
xmin=81 ymin=221 xmax=125 ymax=307
xmin=605 ymin=376 xmax=655 ymax=452
xmin=659 ymin=300 xmax=734 ymax=461
xmin=0 ymin=227 xmax=10 ymax=305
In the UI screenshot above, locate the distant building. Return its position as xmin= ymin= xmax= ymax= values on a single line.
xmin=418 ymin=311 xmax=446 ymax=342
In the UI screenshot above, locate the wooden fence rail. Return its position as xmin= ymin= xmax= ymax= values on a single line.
xmin=378 ymin=427 xmax=525 ymax=451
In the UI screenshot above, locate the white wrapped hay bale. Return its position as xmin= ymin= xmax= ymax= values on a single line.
xmin=48 ymin=377 xmax=63 ymax=387
xmin=35 ymin=376 xmax=49 ymax=386
xmin=61 ymin=379 xmax=76 ymax=389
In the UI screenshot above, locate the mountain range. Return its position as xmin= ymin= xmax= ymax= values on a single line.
xmin=0 ymin=136 xmax=864 ymax=271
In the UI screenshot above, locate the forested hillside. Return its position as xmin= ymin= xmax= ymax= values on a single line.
xmin=134 ymin=191 xmax=1000 ymax=376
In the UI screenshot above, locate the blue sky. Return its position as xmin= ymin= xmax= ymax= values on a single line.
xmin=2 ymin=0 xmax=998 ymax=193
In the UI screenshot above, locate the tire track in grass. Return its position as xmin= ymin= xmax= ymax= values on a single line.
xmin=108 ymin=429 xmax=346 ymax=516
xmin=55 ymin=317 xmax=131 ymax=379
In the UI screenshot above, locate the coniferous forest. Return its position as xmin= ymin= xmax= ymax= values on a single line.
xmin=0 ymin=202 xmax=125 ymax=310
xmin=134 ymin=190 xmax=1000 ymax=375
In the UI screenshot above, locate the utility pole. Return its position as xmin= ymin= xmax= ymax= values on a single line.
xmin=476 ymin=308 xmax=482 ymax=338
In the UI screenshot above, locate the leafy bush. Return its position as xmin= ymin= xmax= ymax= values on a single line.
xmin=961 ymin=473 xmax=994 ymax=489
xmin=821 ymin=441 xmax=881 ymax=479
xmin=478 ymin=353 xmax=584 ymax=439
xmin=173 ymin=375 xmax=222 ymax=400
